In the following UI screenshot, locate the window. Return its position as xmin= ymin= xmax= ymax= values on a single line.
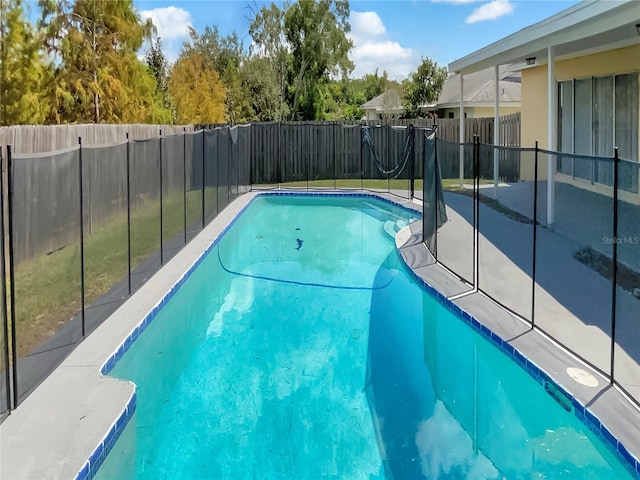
xmin=557 ymin=73 xmax=639 ymax=192
xmin=615 ymin=74 xmax=639 ymax=163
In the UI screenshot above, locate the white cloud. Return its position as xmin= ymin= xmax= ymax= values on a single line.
xmin=140 ymin=6 xmax=192 ymax=40
xmin=140 ymin=6 xmax=193 ymax=65
xmin=350 ymin=11 xmax=386 ymax=37
xmin=352 ymin=41 xmax=413 ymax=61
xmin=465 ymin=0 xmax=514 ymax=23
xmin=348 ymin=11 xmax=419 ymax=81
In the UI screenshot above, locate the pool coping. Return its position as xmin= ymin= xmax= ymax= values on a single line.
xmin=1 ymin=190 xmax=637 ymax=479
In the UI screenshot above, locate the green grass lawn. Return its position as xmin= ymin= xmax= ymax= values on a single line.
xmin=272 ymin=178 xmax=487 ymax=191
xmin=12 ymin=190 xmax=203 ymax=356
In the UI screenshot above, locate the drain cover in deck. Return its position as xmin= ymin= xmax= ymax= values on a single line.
xmin=566 ymin=367 xmax=599 ymax=387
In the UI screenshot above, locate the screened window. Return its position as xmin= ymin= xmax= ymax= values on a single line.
xmin=557 ymin=73 xmax=639 ymax=193
xmin=615 ymin=73 xmax=639 ymax=162
xmin=557 ymin=73 xmax=639 ymax=161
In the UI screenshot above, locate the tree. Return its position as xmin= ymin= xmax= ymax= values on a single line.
xmin=239 ymin=55 xmax=284 ymax=121
xmin=182 ymin=26 xmax=249 ymax=122
xmin=402 ymin=57 xmax=447 ymax=118
xmin=363 ymin=69 xmax=392 ymax=102
xmin=168 ymin=52 xmax=226 ymax=124
xmin=322 ymin=79 xmax=363 ymax=120
xmin=38 ymin=0 xmax=171 ymax=123
xmin=283 ymin=0 xmax=353 ymax=120
xmin=248 ymin=2 xmax=290 ymax=120
xmin=183 ymin=26 xmax=242 ymax=74
xmin=145 ymin=36 xmax=171 ymax=114
xmin=0 ymin=0 xmax=51 ymax=125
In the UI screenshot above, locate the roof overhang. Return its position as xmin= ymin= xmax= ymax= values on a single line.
xmin=449 ymin=1 xmax=640 ymax=75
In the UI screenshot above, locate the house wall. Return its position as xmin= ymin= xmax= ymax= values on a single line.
xmin=520 ymin=44 xmax=640 ymax=184
xmin=363 ymin=109 xmax=380 ymax=121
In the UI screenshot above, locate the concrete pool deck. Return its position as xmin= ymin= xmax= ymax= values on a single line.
xmin=1 ymin=189 xmax=638 ymax=479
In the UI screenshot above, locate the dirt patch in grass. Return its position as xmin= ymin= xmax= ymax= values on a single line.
xmin=573 ymin=247 xmax=640 ymax=297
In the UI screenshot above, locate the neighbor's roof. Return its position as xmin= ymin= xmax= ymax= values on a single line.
xmin=361 ymin=67 xmax=521 ymax=112
xmin=435 ymin=66 xmax=520 ymax=109
xmin=449 ymin=0 xmax=640 ymax=75
xmin=361 ymin=90 xmax=403 ymax=111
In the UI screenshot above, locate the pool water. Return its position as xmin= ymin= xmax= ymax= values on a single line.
xmin=96 ymin=195 xmax=633 ymax=480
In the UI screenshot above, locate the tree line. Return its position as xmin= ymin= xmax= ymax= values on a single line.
xmin=0 ymin=0 xmax=448 ymax=126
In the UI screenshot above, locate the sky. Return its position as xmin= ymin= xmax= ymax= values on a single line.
xmin=33 ymin=0 xmax=582 ymax=80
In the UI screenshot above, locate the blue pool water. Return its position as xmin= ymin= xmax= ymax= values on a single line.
xmin=96 ymin=194 xmax=633 ymax=479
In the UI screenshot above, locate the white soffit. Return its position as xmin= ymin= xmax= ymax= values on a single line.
xmin=449 ymin=1 xmax=640 ymax=75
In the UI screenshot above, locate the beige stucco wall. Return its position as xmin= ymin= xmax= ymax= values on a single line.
xmin=520 ymin=44 xmax=640 ymax=181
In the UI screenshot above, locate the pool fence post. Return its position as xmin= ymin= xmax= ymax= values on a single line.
xmin=159 ymin=129 xmax=164 ymax=265
xmin=531 ymin=141 xmax=538 ymax=329
xmin=332 ymin=122 xmax=336 ymax=190
xmin=277 ymin=121 xmax=282 ymax=188
xmin=78 ymin=137 xmax=86 ymax=338
xmin=409 ymin=123 xmax=415 ymax=199
xmin=306 ymin=123 xmax=310 ymax=191
xmin=201 ymin=128 xmax=206 ymax=228
xmin=183 ymin=127 xmax=187 ymax=244
xmin=434 ymin=124 xmax=439 ymax=261
xmin=126 ymin=133 xmax=132 ymax=295
xmin=215 ymin=128 xmax=220 ymax=216
xmin=7 ymin=145 xmax=18 ymax=409
xmin=228 ymin=126 xmax=232 ymax=203
xmin=473 ymin=136 xmax=479 ymax=290
xmin=386 ymin=124 xmax=391 ymax=194
xmin=1 ymin=146 xmax=12 ymax=412
xmin=609 ymin=147 xmax=619 ymax=384
xmin=360 ymin=123 xmax=364 ymax=191
xmin=249 ymin=124 xmax=253 ymax=191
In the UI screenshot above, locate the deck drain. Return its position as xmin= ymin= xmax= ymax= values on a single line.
xmin=566 ymin=367 xmax=599 ymax=387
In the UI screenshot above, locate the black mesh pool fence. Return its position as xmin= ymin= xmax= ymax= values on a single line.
xmin=0 ymin=121 xmax=637 ymax=417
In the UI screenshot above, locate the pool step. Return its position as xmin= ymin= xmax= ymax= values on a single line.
xmin=383 ymin=219 xmax=410 ymax=238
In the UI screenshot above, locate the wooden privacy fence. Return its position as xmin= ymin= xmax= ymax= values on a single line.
xmin=0 ymin=123 xmax=194 ymax=158
xmin=1 ymin=115 xmax=520 ymax=157
xmin=422 ymin=112 xmax=521 ymax=146
xmin=201 ymin=113 xmax=521 ymax=146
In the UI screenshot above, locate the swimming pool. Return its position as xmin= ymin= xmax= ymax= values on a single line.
xmin=94 ymin=194 xmax=634 ymax=479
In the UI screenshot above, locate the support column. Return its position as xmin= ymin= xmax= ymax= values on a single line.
xmin=493 ymin=64 xmax=500 ymax=199
xmin=547 ymin=46 xmax=556 ymax=225
xmin=459 ymin=72 xmax=465 ymax=186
